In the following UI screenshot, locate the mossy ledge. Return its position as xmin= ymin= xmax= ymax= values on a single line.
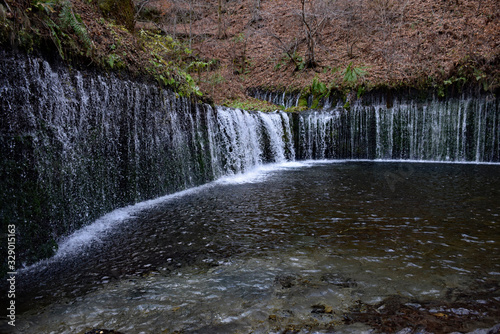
xmin=0 ymin=0 xmax=209 ymax=101
xmin=247 ymin=81 xmax=499 ymax=113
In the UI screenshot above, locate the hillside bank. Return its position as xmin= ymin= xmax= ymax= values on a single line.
xmin=0 ymin=0 xmax=498 ymax=108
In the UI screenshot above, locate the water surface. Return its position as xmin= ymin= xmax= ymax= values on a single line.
xmin=14 ymin=161 xmax=500 ymax=333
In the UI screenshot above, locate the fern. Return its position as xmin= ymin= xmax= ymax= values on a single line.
xmin=32 ymin=0 xmax=93 ymax=58
xmin=58 ymin=1 xmax=92 ymax=53
xmin=43 ymin=16 xmax=65 ymax=59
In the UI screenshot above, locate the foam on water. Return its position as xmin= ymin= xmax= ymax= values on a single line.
xmin=214 ymin=161 xmax=321 ymax=184
xmin=21 ymin=161 xmax=320 ymax=272
xmin=20 ymin=184 xmax=212 ymax=272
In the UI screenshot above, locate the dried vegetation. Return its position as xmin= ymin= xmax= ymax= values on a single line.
xmin=1 ymin=0 xmax=499 ymax=104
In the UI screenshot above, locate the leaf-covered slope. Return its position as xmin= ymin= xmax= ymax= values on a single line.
xmin=1 ymin=0 xmax=498 ymax=105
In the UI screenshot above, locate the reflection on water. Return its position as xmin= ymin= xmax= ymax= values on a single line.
xmin=14 ymin=161 xmax=500 ymax=333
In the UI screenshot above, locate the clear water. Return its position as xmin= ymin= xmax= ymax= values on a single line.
xmin=13 ymin=161 xmax=500 ymax=333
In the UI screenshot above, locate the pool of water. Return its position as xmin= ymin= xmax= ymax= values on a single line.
xmin=12 ymin=161 xmax=500 ymax=333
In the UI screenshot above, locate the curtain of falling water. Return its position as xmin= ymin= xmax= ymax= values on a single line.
xmin=0 ymin=50 xmax=498 ymax=266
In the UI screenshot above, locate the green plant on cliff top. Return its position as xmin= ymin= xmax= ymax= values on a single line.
xmin=342 ymin=62 xmax=367 ymax=86
xmin=32 ymin=0 xmax=93 ymax=59
xmin=43 ymin=15 xmax=66 ymax=59
xmin=58 ymin=1 xmax=92 ymax=53
xmin=311 ymin=76 xmax=328 ymax=97
xmin=140 ymin=29 xmax=203 ymax=97
xmin=106 ymin=53 xmax=124 ymax=69
xmin=307 ymin=76 xmax=330 ymax=109
xmin=187 ymin=60 xmax=211 ymax=84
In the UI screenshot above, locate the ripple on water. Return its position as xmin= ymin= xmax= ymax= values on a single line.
xmin=15 ymin=161 xmax=500 ymax=333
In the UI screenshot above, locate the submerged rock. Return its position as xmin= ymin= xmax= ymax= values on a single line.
xmin=274 ymin=274 xmax=298 ymax=289
xmin=320 ymin=273 xmax=357 ymax=288
xmin=85 ymin=330 xmax=124 ymax=334
xmin=452 ymin=323 xmax=500 ymax=334
xmin=344 ymin=294 xmax=500 ymax=334
xmin=311 ymin=304 xmax=334 ymax=314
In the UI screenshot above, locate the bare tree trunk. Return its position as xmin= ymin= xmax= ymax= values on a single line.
xmin=189 ymin=0 xmax=193 ymax=48
xmin=218 ymin=0 xmax=223 ymax=38
xmin=300 ymin=0 xmax=325 ymax=68
xmin=252 ymin=0 xmax=261 ymax=22
xmin=301 ymin=0 xmax=314 ymax=67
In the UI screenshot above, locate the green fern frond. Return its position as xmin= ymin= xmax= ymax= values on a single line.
xmin=33 ymin=0 xmax=58 ymax=15
xmin=342 ymin=62 xmax=367 ymax=85
xmin=43 ymin=16 xmax=65 ymax=59
xmin=58 ymin=1 xmax=92 ymax=52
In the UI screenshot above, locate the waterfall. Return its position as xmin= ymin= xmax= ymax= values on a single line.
xmin=1 ymin=51 xmax=499 ymax=265
xmin=0 ymin=52 xmax=294 ymax=265
xmin=206 ymin=106 xmax=293 ymax=176
xmin=248 ymin=87 xmax=498 ymax=162
xmin=295 ymin=97 xmax=499 ymax=161
xmin=247 ymin=88 xmax=301 ymax=108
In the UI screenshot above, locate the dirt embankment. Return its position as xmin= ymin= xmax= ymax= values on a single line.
xmin=185 ymin=0 xmax=500 ymax=104
xmin=1 ymin=0 xmax=499 ymax=105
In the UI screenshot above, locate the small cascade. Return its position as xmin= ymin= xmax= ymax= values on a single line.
xmin=372 ymin=96 xmax=499 ymax=161
xmin=295 ymin=97 xmax=499 ymax=161
xmin=207 ymin=107 xmax=293 ymax=176
xmin=296 ymin=107 xmax=376 ymax=160
xmin=298 ymin=111 xmax=336 ymax=160
xmin=247 ymin=87 xmax=347 ymax=110
xmin=247 ymin=88 xmax=301 ymax=108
